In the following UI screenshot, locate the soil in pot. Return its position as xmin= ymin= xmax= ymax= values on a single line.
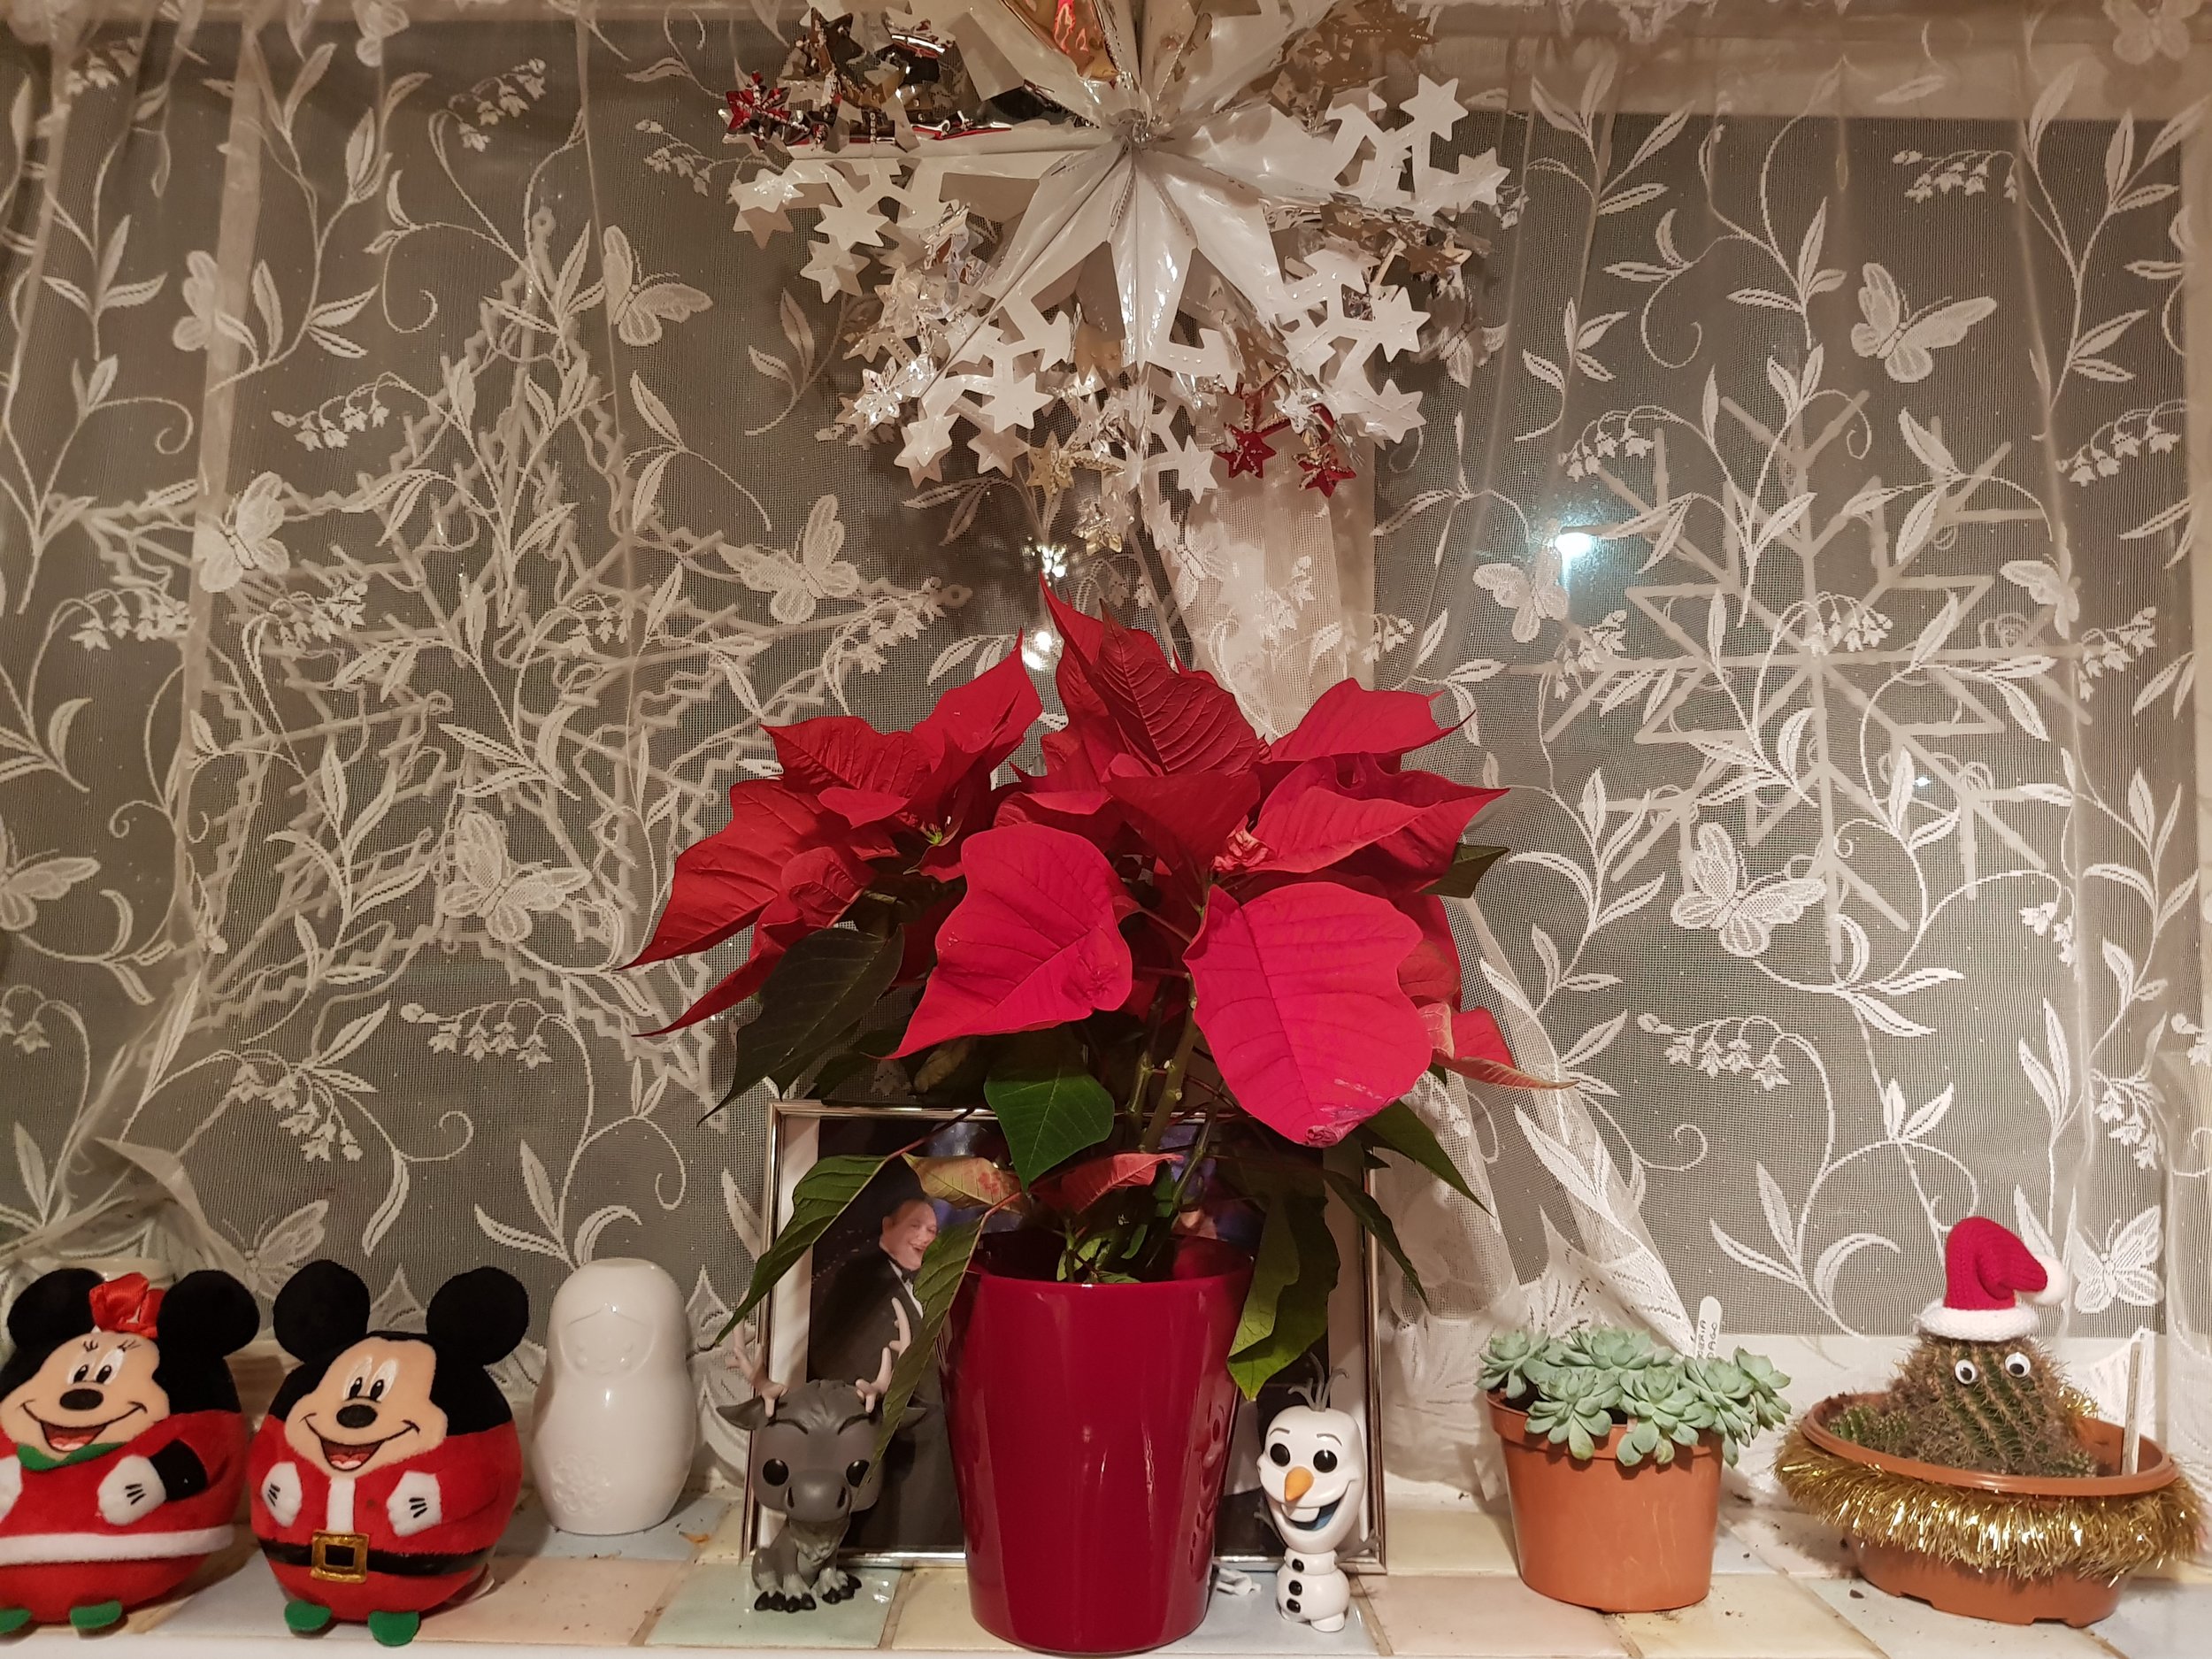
xmin=943 ymin=1234 xmax=1252 ymax=1655
xmin=1487 ymin=1393 xmax=1721 ymax=1613
xmin=1780 ymin=1395 xmax=2200 ymax=1628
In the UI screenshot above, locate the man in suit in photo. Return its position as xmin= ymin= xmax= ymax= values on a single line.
xmin=810 ymin=1197 xmax=960 ymax=1549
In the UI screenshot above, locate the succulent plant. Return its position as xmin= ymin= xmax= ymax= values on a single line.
xmin=1479 ymin=1329 xmax=1552 ymax=1401
xmin=1482 ymin=1326 xmax=1789 ymax=1466
xmin=1525 ymin=1366 xmax=1622 ymax=1460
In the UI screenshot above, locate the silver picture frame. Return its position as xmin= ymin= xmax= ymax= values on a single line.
xmin=741 ymin=1100 xmax=1388 ymax=1571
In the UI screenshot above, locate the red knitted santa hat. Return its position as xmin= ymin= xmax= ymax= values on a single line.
xmin=1917 ymin=1217 xmax=2069 ymax=1342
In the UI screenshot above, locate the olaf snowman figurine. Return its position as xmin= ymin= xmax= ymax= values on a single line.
xmin=1257 ymin=1396 xmax=1365 ymax=1633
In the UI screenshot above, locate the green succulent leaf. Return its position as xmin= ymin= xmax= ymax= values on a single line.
xmin=1617 ymin=1418 xmax=1662 ymax=1466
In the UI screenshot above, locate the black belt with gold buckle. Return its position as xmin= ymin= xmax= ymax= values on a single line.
xmin=263 ymin=1533 xmax=491 ymax=1582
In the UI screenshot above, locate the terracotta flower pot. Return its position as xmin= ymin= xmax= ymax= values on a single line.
xmin=1486 ymin=1393 xmax=1722 ymax=1612
xmin=943 ymin=1235 xmax=1252 ymax=1655
xmin=1784 ymin=1394 xmax=2198 ymax=1627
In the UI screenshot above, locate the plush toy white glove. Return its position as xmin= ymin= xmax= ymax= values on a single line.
xmin=388 ymin=1471 xmax=442 ymax=1537
xmin=0 ymin=1455 xmax=19 ymax=1525
xmin=97 ymin=1454 xmax=166 ymax=1525
xmin=259 ymin=1462 xmax=303 ymax=1528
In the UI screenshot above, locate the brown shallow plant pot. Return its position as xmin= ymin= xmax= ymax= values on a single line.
xmin=1781 ymin=1394 xmax=2199 ymax=1627
xmin=1486 ymin=1393 xmax=1722 ymax=1613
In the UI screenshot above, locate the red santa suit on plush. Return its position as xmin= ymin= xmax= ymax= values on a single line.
xmin=246 ymin=1411 xmax=521 ymax=1620
xmin=0 ymin=1273 xmax=253 ymax=1625
xmin=0 ymin=1412 xmax=246 ymax=1621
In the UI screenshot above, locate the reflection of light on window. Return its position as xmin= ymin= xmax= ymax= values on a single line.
xmin=1022 ymin=628 xmax=1060 ymax=671
xmin=1032 ymin=542 xmax=1069 ymax=580
xmin=1916 ymin=775 xmax=1932 ymax=789
xmin=1554 ymin=530 xmax=1597 ymax=562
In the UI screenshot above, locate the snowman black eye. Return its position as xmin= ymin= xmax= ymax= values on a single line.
xmin=1314 ymin=1449 xmax=1339 ymax=1472
xmin=1268 ymin=1442 xmax=1292 ymax=1466
xmin=2004 ymin=1351 xmax=2032 ymax=1379
xmin=1953 ymin=1358 xmax=1979 ymax=1385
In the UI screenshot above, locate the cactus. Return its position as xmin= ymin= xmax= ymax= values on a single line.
xmin=1827 ymin=1335 xmax=2097 ymax=1477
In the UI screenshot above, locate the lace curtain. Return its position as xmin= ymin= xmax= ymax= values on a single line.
xmin=0 ymin=0 xmax=2206 ymax=1488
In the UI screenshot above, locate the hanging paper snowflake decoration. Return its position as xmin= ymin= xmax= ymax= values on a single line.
xmin=723 ymin=0 xmax=1505 ymax=518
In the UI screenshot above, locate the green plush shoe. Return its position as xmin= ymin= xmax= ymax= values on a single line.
xmin=283 ymin=1599 xmax=334 ymax=1634
xmin=367 ymin=1609 xmax=421 ymax=1648
xmin=69 ymin=1601 xmax=125 ymax=1632
xmin=0 ymin=1608 xmax=33 ymax=1635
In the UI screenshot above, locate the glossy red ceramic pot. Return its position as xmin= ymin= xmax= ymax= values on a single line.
xmin=942 ymin=1235 xmax=1252 ymax=1655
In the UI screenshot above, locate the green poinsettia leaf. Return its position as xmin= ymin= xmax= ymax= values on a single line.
xmin=1356 ymin=1102 xmax=1485 ymax=1210
xmin=984 ymin=1031 xmax=1117 ymax=1187
xmin=1425 ymin=844 xmax=1509 ymax=898
xmin=1228 ymin=1194 xmax=1338 ymax=1399
xmin=715 ymin=928 xmax=904 ymax=1113
xmin=718 ymin=1152 xmax=888 ymax=1340
xmin=1322 ymin=1164 xmax=1426 ymax=1308
xmin=872 ymin=1216 xmax=984 ymax=1463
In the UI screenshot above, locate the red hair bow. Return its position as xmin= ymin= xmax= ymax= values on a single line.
xmin=88 ymin=1272 xmax=165 ymax=1338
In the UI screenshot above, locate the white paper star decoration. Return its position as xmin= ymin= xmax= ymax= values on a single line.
xmin=725 ymin=0 xmax=1505 ymax=520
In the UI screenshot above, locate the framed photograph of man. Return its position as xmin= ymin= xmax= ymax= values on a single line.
xmin=743 ymin=1102 xmax=1386 ymax=1570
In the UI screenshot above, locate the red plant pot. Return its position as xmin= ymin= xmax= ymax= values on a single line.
xmin=942 ymin=1235 xmax=1252 ymax=1655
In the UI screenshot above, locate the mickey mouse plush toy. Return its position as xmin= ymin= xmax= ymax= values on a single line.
xmin=250 ymin=1260 xmax=528 ymax=1647
xmin=0 ymin=1267 xmax=259 ymax=1633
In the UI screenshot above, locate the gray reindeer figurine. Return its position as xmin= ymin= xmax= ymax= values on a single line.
xmin=724 ymin=1305 xmax=916 ymax=1612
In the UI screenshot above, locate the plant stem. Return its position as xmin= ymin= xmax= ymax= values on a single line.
xmin=1140 ymin=995 xmax=1202 ymax=1152
xmin=1164 ymin=1103 xmax=1219 ymax=1217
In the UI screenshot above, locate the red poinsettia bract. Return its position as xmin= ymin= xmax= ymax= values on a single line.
xmin=636 ymin=588 xmax=1547 ymax=1141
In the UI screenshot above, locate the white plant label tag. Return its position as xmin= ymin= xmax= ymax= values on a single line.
xmin=1694 ymin=1296 xmax=1723 ymax=1360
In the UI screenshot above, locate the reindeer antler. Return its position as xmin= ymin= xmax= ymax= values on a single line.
xmin=726 ymin=1321 xmax=788 ymax=1419
xmin=854 ymin=1298 xmax=912 ymax=1411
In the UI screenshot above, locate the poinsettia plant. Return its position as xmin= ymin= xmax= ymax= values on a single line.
xmin=634 ymin=583 xmax=1554 ymax=1417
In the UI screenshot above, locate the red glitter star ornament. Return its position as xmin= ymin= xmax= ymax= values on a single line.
xmin=1298 ymin=443 xmax=1357 ymax=497
xmin=1217 ymin=420 xmax=1279 ymax=480
xmin=727 ymin=74 xmax=799 ymax=142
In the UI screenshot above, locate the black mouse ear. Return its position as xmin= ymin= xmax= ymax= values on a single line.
xmin=273 ymin=1261 xmax=370 ymax=1361
xmin=426 ymin=1267 xmax=529 ymax=1367
xmin=6 ymin=1268 xmax=99 ymax=1354
xmin=157 ymin=1271 xmax=260 ymax=1356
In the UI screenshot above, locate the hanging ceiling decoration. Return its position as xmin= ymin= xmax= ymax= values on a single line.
xmin=725 ymin=0 xmax=1504 ymax=549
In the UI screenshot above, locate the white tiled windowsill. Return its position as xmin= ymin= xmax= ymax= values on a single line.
xmin=14 ymin=1497 xmax=2208 ymax=1657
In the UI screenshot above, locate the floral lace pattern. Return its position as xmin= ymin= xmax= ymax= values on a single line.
xmin=0 ymin=0 xmax=2205 ymax=1494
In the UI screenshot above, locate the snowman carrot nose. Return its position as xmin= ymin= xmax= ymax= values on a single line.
xmin=1284 ymin=1467 xmax=1314 ymax=1503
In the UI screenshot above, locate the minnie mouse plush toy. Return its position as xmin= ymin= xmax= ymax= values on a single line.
xmin=0 ymin=1267 xmax=259 ymax=1632
xmin=250 ymin=1260 xmax=528 ymax=1647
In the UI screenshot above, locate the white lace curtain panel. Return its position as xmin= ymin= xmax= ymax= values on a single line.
xmin=0 ymin=0 xmax=2207 ymax=1487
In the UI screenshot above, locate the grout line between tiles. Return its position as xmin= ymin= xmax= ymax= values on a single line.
xmin=878 ymin=1566 xmax=918 ymax=1651
xmin=630 ymin=1557 xmax=693 ymax=1647
xmin=1347 ymin=1576 xmax=1390 ymax=1656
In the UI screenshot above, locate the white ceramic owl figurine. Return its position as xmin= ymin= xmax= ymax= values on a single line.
xmin=530 ymin=1258 xmax=696 ymax=1534
xmin=1258 ymin=1405 xmax=1366 ymax=1632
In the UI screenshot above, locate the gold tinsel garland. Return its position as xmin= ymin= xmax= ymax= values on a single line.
xmin=1776 ymin=1427 xmax=2202 ymax=1581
